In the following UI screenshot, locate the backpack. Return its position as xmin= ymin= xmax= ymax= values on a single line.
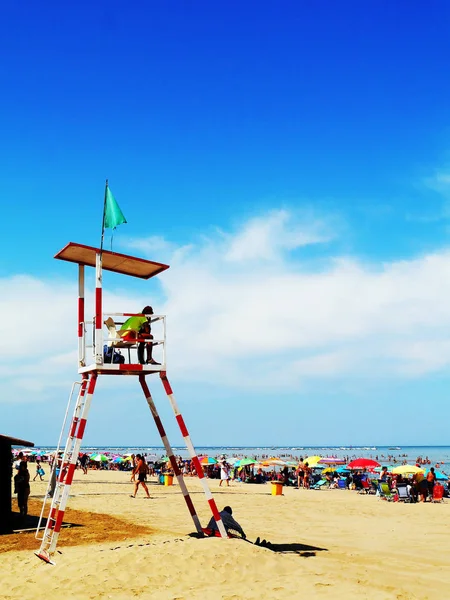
xmin=103 ymin=345 xmax=125 ymax=364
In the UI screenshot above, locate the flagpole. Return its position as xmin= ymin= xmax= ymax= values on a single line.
xmin=100 ymin=179 xmax=108 ymax=254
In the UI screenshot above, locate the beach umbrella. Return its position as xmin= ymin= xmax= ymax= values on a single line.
xmin=303 ymin=456 xmax=322 ymax=467
xmin=199 ymin=456 xmax=217 ymax=465
xmin=322 ymin=466 xmax=348 ymax=474
xmin=91 ymin=454 xmax=109 ymax=462
xmin=112 ymin=456 xmax=125 ymax=463
xmin=391 ymin=465 xmax=424 ymax=475
xmin=264 ymin=459 xmax=287 ymax=467
xmin=347 ymin=458 xmax=381 ymax=470
xmin=318 ymin=457 xmax=347 ymax=466
xmin=234 ymin=458 xmax=257 ymax=467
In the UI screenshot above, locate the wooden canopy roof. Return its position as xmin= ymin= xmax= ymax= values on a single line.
xmin=54 ymin=242 xmax=170 ymax=280
xmin=0 ymin=435 xmax=34 ymax=447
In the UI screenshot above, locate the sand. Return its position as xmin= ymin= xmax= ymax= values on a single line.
xmin=2 ymin=470 xmax=449 ymax=599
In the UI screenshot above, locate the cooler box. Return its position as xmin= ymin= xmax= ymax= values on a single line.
xmin=271 ymin=482 xmax=283 ymax=496
xmin=164 ymin=474 xmax=174 ymax=486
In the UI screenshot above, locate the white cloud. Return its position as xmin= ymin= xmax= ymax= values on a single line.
xmin=224 ymin=209 xmax=334 ymax=262
xmin=2 ymin=209 xmax=450 ymax=405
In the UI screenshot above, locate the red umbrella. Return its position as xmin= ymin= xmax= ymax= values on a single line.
xmin=347 ymin=458 xmax=381 ymax=470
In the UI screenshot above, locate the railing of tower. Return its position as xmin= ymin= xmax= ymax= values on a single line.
xmin=79 ymin=313 xmax=166 ymax=366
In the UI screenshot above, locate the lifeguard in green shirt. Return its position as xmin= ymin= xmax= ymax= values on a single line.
xmin=119 ymin=305 xmax=160 ymax=365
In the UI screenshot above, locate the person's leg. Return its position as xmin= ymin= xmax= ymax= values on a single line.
xmin=146 ymin=337 xmax=160 ymax=365
xmin=131 ymin=481 xmax=140 ymax=497
xmin=138 ymin=342 xmax=145 ymax=364
xmin=141 ymin=482 xmax=151 ymax=498
xmin=17 ymin=490 xmax=24 ymax=515
xmin=23 ymin=490 xmax=29 ymax=517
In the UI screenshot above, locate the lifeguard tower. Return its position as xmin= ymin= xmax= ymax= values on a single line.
xmin=35 ymin=242 xmax=227 ymax=563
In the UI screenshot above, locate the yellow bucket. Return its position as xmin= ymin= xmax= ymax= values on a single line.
xmin=164 ymin=474 xmax=174 ymax=486
xmin=271 ymin=482 xmax=283 ymax=496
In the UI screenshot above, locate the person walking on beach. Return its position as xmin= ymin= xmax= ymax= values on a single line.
xmin=130 ymin=454 xmax=151 ymax=498
xmin=33 ymin=460 xmax=44 ymax=481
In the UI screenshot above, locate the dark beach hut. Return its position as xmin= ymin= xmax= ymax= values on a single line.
xmin=0 ymin=434 xmax=34 ymax=534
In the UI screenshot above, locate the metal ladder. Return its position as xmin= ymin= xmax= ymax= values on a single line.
xmin=35 ymin=374 xmax=95 ymax=563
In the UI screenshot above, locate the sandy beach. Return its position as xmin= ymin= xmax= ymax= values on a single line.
xmin=1 ymin=470 xmax=449 ymax=599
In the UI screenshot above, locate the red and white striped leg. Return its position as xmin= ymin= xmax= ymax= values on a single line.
xmin=138 ymin=375 xmax=202 ymax=534
xmin=159 ymin=371 xmax=228 ymax=539
xmin=36 ymin=373 xmax=98 ymax=563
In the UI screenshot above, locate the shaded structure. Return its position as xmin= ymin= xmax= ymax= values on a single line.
xmin=0 ymin=434 xmax=34 ymax=534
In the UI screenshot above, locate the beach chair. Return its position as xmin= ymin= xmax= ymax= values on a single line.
xmin=378 ymin=482 xmax=394 ymax=501
xmin=104 ymin=317 xmax=134 ymax=362
xmin=432 ymin=484 xmax=445 ymax=503
xmin=359 ymin=479 xmax=372 ymax=494
xmin=337 ymin=479 xmax=347 ymax=490
xmin=311 ymin=479 xmax=328 ymax=490
xmin=396 ymin=485 xmax=411 ymax=503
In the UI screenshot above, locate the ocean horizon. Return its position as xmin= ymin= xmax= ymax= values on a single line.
xmin=22 ymin=444 xmax=450 ymax=471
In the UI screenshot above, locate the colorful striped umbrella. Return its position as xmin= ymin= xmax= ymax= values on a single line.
xmin=199 ymin=456 xmax=217 ymax=465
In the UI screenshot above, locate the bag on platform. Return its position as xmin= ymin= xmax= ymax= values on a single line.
xmin=103 ymin=345 xmax=125 ymax=364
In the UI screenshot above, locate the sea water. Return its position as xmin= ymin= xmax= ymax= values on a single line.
xmin=31 ymin=445 xmax=450 ymax=472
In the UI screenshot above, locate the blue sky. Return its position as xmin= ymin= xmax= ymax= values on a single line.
xmin=1 ymin=2 xmax=450 ymax=447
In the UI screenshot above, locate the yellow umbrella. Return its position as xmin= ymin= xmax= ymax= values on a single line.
xmin=322 ymin=467 xmax=337 ymax=474
xmin=303 ymin=456 xmax=322 ymax=467
xmin=392 ymin=465 xmax=424 ymax=475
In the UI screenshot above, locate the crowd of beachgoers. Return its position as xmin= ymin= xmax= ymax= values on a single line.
xmin=12 ymin=448 xmax=450 ymax=503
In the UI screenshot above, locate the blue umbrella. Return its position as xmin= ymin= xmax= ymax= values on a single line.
xmin=336 ymin=467 xmax=350 ymax=473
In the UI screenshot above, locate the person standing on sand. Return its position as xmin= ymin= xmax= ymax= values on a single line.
xmin=79 ymin=453 xmax=89 ymax=475
xmin=130 ymin=454 xmax=151 ymax=498
xmin=14 ymin=461 xmax=30 ymax=517
xmin=219 ymin=461 xmax=230 ymax=487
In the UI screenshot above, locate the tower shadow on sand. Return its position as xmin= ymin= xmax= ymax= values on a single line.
xmin=188 ymin=533 xmax=328 ymax=557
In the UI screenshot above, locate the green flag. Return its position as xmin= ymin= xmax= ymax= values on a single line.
xmin=104 ymin=186 xmax=127 ymax=230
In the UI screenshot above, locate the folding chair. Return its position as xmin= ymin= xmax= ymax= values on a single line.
xmin=432 ymin=484 xmax=445 ymax=503
xmin=378 ymin=482 xmax=394 ymax=501
xmin=104 ymin=317 xmax=134 ymax=363
xmin=396 ymin=485 xmax=411 ymax=503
